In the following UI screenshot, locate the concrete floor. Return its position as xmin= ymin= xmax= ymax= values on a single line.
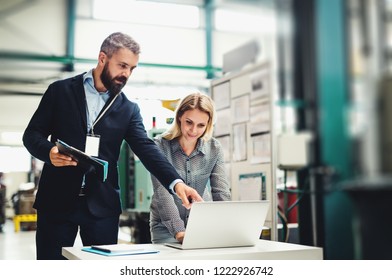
xmin=0 ymin=218 xmax=133 ymax=260
xmin=0 ymin=219 xmax=37 ymax=260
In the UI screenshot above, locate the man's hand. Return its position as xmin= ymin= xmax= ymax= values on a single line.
xmin=174 ymin=182 xmax=203 ymax=209
xmin=49 ymin=146 xmax=77 ymax=167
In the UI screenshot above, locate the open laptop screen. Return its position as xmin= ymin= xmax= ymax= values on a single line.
xmin=165 ymin=200 xmax=270 ymax=250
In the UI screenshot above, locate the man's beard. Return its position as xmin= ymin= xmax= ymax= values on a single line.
xmin=100 ymin=63 xmax=128 ymax=95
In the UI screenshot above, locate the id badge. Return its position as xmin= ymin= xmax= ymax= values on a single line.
xmin=85 ymin=134 xmax=100 ymax=156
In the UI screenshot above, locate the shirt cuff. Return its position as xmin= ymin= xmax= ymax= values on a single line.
xmin=168 ymin=179 xmax=183 ymax=196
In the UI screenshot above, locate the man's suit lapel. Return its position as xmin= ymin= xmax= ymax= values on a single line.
xmin=71 ymin=74 xmax=88 ymax=133
xmin=94 ymin=92 xmax=123 ymax=125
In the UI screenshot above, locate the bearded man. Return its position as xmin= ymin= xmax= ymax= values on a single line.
xmin=23 ymin=32 xmax=202 ymax=260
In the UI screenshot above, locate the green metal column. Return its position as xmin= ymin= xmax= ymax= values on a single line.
xmin=65 ymin=0 xmax=76 ymax=71
xmin=204 ymin=0 xmax=215 ymax=79
xmin=316 ymin=0 xmax=354 ymax=259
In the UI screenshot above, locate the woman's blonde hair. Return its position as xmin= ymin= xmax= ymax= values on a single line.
xmin=162 ymin=92 xmax=216 ymax=141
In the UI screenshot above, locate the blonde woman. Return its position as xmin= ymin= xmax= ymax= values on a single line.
xmin=150 ymin=92 xmax=231 ymax=244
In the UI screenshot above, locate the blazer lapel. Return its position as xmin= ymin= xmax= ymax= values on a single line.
xmin=71 ymin=74 xmax=88 ymax=133
xmin=94 ymin=92 xmax=123 ymax=126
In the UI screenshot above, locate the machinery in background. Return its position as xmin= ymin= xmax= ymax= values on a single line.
xmin=0 ymin=172 xmax=6 ymax=232
xmin=133 ymin=126 xmax=166 ymax=213
xmin=119 ymin=123 xmax=166 ymax=244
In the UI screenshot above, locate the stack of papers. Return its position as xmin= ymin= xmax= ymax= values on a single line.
xmin=56 ymin=139 xmax=108 ymax=182
xmin=82 ymin=244 xmax=159 ymax=256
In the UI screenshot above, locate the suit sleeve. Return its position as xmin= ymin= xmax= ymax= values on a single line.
xmin=23 ymin=84 xmax=56 ymax=164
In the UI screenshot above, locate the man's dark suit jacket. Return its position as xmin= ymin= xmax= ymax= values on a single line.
xmin=23 ymin=73 xmax=181 ymax=217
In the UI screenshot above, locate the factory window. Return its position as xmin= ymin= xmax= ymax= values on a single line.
xmin=215 ymin=8 xmax=275 ymax=34
xmin=0 ymin=146 xmax=31 ymax=173
xmin=93 ymin=0 xmax=200 ymax=28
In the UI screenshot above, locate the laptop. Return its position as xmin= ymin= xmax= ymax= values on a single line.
xmin=165 ymin=200 xmax=270 ymax=250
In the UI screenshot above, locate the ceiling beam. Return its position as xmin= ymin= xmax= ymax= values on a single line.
xmin=0 ymin=51 xmax=222 ymax=72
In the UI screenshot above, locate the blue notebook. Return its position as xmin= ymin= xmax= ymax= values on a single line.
xmin=56 ymin=139 xmax=108 ymax=182
xmin=82 ymin=244 xmax=159 ymax=257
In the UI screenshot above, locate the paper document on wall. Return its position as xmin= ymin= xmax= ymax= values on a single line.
xmin=238 ymin=173 xmax=265 ymax=201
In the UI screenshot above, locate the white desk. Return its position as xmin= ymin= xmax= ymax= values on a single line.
xmin=62 ymin=239 xmax=323 ymax=260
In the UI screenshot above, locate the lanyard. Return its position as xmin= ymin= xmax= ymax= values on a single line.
xmin=87 ymin=93 xmax=119 ymax=135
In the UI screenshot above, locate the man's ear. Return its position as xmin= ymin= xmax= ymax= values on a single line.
xmin=98 ymin=52 xmax=106 ymax=65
